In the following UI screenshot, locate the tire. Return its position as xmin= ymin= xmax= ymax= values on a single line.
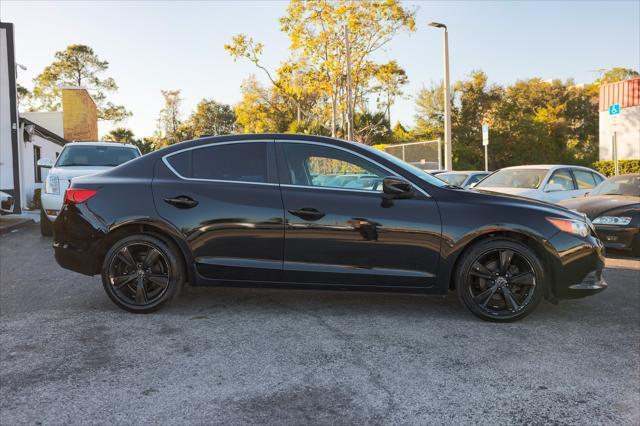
xmin=40 ymin=209 xmax=53 ymax=237
xmin=456 ymin=239 xmax=545 ymax=322
xmin=101 ymin=233 xmax=185 ymax=313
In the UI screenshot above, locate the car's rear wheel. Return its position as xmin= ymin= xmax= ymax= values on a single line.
xmin=101 ymin=234 xmax=184 ymax=313
xmin=40 ymin=209 xmax=52 ymax=237
xmin=456 ymin=239 xmax=545 ymax=322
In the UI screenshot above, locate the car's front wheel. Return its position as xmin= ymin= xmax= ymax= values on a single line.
xmin=456 ymin=239 xmax=545 ymax=322
xmin=101 ymin=234 xmax=184 ymax=313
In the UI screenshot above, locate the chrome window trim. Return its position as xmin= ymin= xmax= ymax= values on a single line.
xmin=278 ymin=140 xmax=431 ymax=197
xmin=162 ymin=140 xmax=278 ymax=187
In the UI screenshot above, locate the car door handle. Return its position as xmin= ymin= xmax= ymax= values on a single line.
xmin=164 ymin=196 xmax=199 ymax=209
xmin=288 ymin=208 xmax=325 ymax=221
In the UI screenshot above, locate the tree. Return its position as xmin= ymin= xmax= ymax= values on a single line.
xmin=596 ymin=67 xmax=639 ymax=84
xmin=413 ymin=81 xmax=446 ymax=142
xmin=226 ymin=0 xmax=415 ymax=138
xmin=153 ymin=90 xmax=183 ymax=148
xmin=31 ymin=44 xmax=131 ymax=122
xmin=103 ymin=127 xmax=154 ymax=154
xmin=374 ymin=60 xmax=408 ymax=125
xmin=183 ymin=99 xmax=236 ymax=138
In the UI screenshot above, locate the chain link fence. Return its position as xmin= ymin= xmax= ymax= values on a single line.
xmin=384 ymin=140 xmax=442 ymax=170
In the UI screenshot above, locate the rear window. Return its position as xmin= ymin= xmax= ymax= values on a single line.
xmin=56 ymin=145 xmax=139 ymax=167
xmin=477 ymin=169 xmax=548 ymax=189
xmin=166 ymin=142 xmax=268 ymax=183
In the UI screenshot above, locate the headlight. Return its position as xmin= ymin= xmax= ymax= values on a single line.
xmin=547 ymin=217 xmax=590 ymax=238
xmin=592 ymin=216 xmax=632 ymax=226
xmin=45 ymin=174 xmax=59 ymax=194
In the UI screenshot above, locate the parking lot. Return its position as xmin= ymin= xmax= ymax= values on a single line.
xmin=1 ymin=224 xmax=639 ymax=425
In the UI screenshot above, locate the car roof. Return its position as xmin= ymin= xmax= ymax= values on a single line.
xmin=439 ymin=171 xmax=489 ymax=175
xmin=64 ymin=141 xmax=138 ymax=149
xmin=499 ymin=164 xmax=596 ymax=171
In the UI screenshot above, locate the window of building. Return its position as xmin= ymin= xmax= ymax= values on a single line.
xmin=33 ymin=145 xmax=42 ymax=183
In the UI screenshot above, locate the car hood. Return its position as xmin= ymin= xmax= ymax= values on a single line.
xmin=559 ymin=195 xmax=640 ymax=220
xmin=465 ymin=188 xmax=585 ymax=221
xmin=49 ymin=166 xmax=112 ymax=181
xmin=473 ymin=186 xmax=542 ymax=199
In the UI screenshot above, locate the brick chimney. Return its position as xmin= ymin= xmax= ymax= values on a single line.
xmin=61 ymin=88 xmax=98 ymax=141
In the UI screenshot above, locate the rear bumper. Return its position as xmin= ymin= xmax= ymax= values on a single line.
xmin=52 ymin=204 xmax=104 ymax=276
xmin=54 ymin=241 xmax=99 ymax=276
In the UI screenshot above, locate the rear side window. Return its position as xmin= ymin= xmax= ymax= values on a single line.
xmin=166 ymin=142 xmax=269 ymax=183
xmin=573 ymin=169 xmax=598 ymax=189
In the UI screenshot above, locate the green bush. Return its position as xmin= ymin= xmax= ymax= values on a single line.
xmin=591 ymin=160 xmax=640 ymax=177
xmin=27 ymin=188 xmax=42 ymax=210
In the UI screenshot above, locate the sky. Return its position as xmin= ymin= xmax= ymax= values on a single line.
xmin=2 ymin=0 xmax=639 ymax=138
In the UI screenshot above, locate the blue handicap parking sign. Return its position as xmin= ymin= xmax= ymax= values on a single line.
xmin=609 ymin=104 xmax=620 ymax=115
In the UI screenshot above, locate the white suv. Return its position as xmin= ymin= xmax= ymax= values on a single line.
xmin=39 ymin=142 xmax=141 ymax=236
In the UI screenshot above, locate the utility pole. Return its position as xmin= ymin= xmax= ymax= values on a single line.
xmin=429 ymin=22 xmax=452 ymax=170
xmin=345 ymin=25 xmax=354 ymax=141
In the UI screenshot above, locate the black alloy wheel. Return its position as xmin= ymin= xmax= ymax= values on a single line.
xmin=102 ymin=234 xmax=183 ymax=313
xmin=456 ymin=239 xmax=544 ymax=322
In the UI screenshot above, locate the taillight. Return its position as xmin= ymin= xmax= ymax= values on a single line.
xmin=63 ymin=188 xmax=97 ymax=205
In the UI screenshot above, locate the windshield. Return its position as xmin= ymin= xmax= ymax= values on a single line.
xmin=476 ymin=169 xmax=548 ymax=189
xmin=56 ymin=145 xmax=140 ymax=167
xmin=358 ymin=144 xmax=447 ymax=187
xmin=589 ymin=175 xmax=640 ymax=197
xmin=438 ymin=173 xmax=468 ymax=187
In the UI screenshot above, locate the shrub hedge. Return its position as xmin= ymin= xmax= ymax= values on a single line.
xmin=591 ymin=160 xmax=640 ymax=177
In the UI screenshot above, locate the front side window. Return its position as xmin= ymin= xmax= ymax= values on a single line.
xmin=548 ymin=169 xmax=575 ymax=191
xmin=166 ymin=142 xmax=269 ymax=183
xmin=281 ymin=143 xmax=387 ymax=191
xmin=573 ymin=169 xmax=598 ymax=189
xmin=56 ymin=145 xmax=139 ymax=167
xmin=466 ymin=173 xmax=488 ymax=186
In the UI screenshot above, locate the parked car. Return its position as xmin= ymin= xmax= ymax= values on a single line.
xmin=0 ymin=191 xmax=14 ymax=214
xmin=474 ymin=165 xmax=605 ymax=203
xmin=53 ymin=135 xmax=606 ymax=322
xmin=437 ymin=171 xmax=491 ymax=188
xmin=560 ymin=174 xmax=639 ymax=256
xmin=39 ymin=142 xmax=141 ymax=236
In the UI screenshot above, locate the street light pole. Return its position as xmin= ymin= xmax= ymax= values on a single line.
xmin=429 ymin=22 xmax=452 ymax=171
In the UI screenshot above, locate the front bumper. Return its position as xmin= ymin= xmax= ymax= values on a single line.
xmin=547 ymin=231 xmax=607 ymax=300
xmin=41 ymin=192 xmax=64 ymax=221
xmin=567 ymin=269 xmax=608 ymax=298
xmin=594 ymin=225 xmax=639 ymax=251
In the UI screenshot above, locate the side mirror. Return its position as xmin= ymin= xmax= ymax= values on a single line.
xmin=544 ymin=182 xmax=564 ymax=192
xmin=37 ymin=158 xmax=54 ymax=168
xmin=383 ymin=177 xmax=414 ymax=199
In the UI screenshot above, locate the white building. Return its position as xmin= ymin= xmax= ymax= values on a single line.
xmin=599 ymin=77 xmax=640 ymax=161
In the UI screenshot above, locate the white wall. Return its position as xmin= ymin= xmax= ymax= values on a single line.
xmin=20 ymin=112 xmax=64 ymax=138
xmin=0 ymin=27 xmax=14 ymax=192
xmin=17 ymin=124 xmax=64 ymax=208
xmin=599 ymin=106 xmax=640 ymax=161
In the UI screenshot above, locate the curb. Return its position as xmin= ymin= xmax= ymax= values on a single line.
xmin=0 ymin=219 xmax=35 ymax=235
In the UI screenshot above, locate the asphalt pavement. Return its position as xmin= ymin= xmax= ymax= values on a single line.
xmin=1 ymin=224 xmax=639 ymax=425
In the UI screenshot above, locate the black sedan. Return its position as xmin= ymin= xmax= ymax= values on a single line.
xmin=53 ymin=134 xmax=606 ymax=321
xmin=561 ymin=174 xmax=639 ymax=256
